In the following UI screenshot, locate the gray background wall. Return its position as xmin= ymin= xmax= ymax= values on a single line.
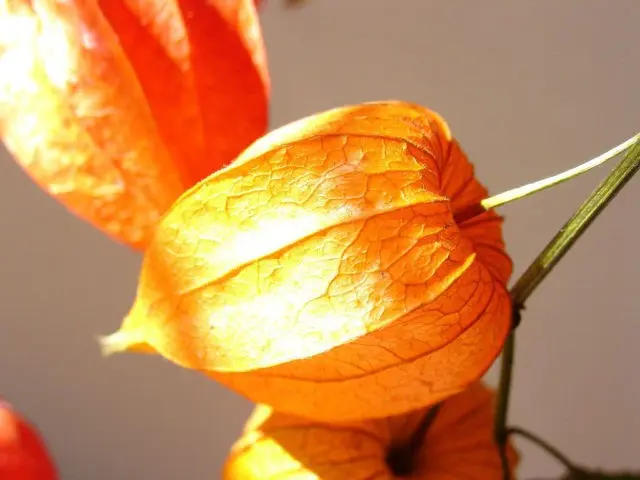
xmin=1 ymin=1 xmax=638 ymax=478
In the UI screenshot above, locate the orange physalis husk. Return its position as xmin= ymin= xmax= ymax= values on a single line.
xmin=0 ymin=399 xmax=58 ymax=480
xmin=224 ymin=382 xmax=520 ymax=480
xmin=102 ymin=101 xmax=513 ymax=421
xmin=0 ymin=0 xmax=269 ymax=249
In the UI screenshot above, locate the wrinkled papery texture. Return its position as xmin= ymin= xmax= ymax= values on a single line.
xmin=105 ymin=101 xmax=513 ymax=421
xmin=0 ymin=0 xmax=269 ymax=249
xmin=224 ymin=383 xmax=519 ymax=480
xmin=0 ymin=399 xmax=58 ymax=480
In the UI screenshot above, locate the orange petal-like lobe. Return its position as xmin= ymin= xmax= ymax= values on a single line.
xmin=98 ymin=0 xmax=269 ymax=187
xmin=105 ymin=101 xmax=512 ymax=420
xmin=0 ymin=0 xmax=269 ymax=248
xmin=0 ymin=399 xmax=58 ymax=480
xmin=224 ymin=383 xmax=519 ymax=480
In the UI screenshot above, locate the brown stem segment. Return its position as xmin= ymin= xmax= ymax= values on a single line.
xmin=493 ymin=135 xmax=640 ymax=480
xmin=495 ymin=331 xmax=516 ymax=480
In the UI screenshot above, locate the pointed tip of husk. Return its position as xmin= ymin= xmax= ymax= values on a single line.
xmin=97 ymin=331 xmax=136 ymax=358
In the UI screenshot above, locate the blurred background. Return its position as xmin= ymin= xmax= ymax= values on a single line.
xmin=1 ymin=0 xmax=639 ymax=478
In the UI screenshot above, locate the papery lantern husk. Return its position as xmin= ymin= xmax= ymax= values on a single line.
xmin=224 ymin=382 xmax=520 ymax=480
xmin=0 ymin=399 xmax=58 ymax=480
xmin=103 ymin=101 xmax=513 ymax=421
xmin=0 ymin=0 xmax=269 ymax=249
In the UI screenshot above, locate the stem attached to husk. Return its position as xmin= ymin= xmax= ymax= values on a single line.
xmin=454 ymin=133 xmax=638 ymax=224
xmin=484 ymin=135 xmax=637 ymax=211
xmin=510 ymin=135 xmax=640 ymax=310
xmin=491 ymin=135 xmax=640 ymax=480
xmin=386 ymin=404 xmax=441 ymax=476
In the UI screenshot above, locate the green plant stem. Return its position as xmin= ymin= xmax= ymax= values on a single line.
xmin=495 ymin=332 xmax=516 ymax=480
xmin=510 ymin=136 xmax=640 ymax=309
xmin=493 ymin=135 xmax=640 ymax=480
xmin=507 ymin=427 xmax=580 ymax=473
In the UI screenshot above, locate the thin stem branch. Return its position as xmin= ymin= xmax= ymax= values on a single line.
xmin=406 ymin=403 xmax=441 ymax=454
xmin=482 ymin=134 xmax=638 ymax=212
xmin=493 ymin=134 xmax=640 ymax=480
xmin=507 ymin=427 xmax=579 ymax=473
xmin=454 ymin=134 xmax=638 ymax=224
xmin=511 ymin=135 xmax=640 ymax=309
